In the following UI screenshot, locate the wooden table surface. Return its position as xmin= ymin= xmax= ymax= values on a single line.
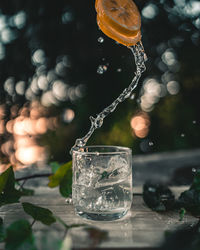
xmin=1 ymin=149 xmax=200 ymax=249
xmin=0 ymin=186 xmax=198 ymax=250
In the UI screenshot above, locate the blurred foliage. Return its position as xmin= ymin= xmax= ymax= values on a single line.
xmin=5 ymin=219 xmax=36 ymax=250
xmin=22 ymin=202 xmax=56 ymax=225
xmin=0 ymin=163 xmax=108 ymax=249
xmin=143 ymin=169 xmax=200 ymax=217
xmin=178 ymin=169 xmax=200 ymax=216
xmin=0 ymin=166 xmax=22 ymax=206
xmin=48 ymin=160 xmax=72 ymax=197
xmin=160 ymin=220 xmax=200 ymax=250
xmin=143 ymin=182 xmax=175 ymax=211
xmin=0 ymin=0 xmax=200 ymax=167
xmin=0 ymin=217 xmax=5 ymax=243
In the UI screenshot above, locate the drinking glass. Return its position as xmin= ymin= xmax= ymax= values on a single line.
xmin=72 ymin=146 xmax=132 ymax=221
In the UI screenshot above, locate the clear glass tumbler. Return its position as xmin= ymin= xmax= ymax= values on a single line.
xmin=72 ymin=146 xmax=132 ymax=221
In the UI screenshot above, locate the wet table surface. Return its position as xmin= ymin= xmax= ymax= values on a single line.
xmin=0 ymin=186 xmax=198 ymax=250
xmin=1 ymin=148 xmax=200 ymax=249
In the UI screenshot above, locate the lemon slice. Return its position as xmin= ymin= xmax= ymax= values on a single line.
xmin=96 ymin=0 xmax=141 ymax=46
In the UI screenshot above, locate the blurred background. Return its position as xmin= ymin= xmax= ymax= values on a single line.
xmin=0 ymin=0 xmax=200 ymax=172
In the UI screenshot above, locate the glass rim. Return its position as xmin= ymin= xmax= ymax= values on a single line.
xmin=72 ymin=145 xmax=132 ymax=155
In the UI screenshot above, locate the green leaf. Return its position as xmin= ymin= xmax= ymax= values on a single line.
xmin=178 ymin=189 xmax=200 ymax=216
xmin=48 ymin=161 xmax=72 ymax=188
xmin=50 ymin=162 xmax=60 ymax=174
xmin=48 ymin=161 xmax=72 ymax=198
xmin=191 ymin=169 xmax=200 ymax=191
xmin=5 ymin=219 xmax=36 ymax=250
xmin=0 ymin=217 xmax=6 ymax=243
xmin=0 ymin=190 xmax=21 ymax=207
xmin=178 ymin=170 xmax=200 ymax=216
xmin=0 ymin=167 xmax=14 ymax=193
xmin=179 ymin=208 xmax=186 ymax=221
xmin=59 ymin=168 xmax=72 ymax=198
xmin=22 ymin=202 xmax=56 ymax=226
xmin=0 ymin=167 xmax=22 ymax=207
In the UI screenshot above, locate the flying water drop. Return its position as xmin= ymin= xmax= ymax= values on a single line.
xmin=192 ymin=168 xmax=196 ymax=173
xmin=97 ymin=65 xmax=108 ymax=74
xmin=98 ymin=37 xmax=104 ymax=43
xmin=149 ymin=141 xmax=154 ymax=146
xmin=130 ymin=94 xmax=135 ymax=100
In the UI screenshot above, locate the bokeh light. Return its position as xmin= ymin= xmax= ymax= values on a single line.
xmin=0 ymin=101 xmax=63 ymax=172
xmin=0 ymin=0 xmax=200 ymax=172
xmin=142 ymin=3 xmax=158 ymax=19
xmin=130 ymin=112 xmax=151 ymax=138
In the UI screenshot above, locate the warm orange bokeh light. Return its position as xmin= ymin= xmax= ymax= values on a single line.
xmin=6 ymin=120 xmax=14 ymax=133
xmin=0 ymin=120 xmax=5 ymax=134
xmin=1 ymin=140 xmax=13 ymax=156
xmin=0 ymin=105 xmax=6 ymax=119
xmin=0 ymin=100 xmax=59 ymax=172
xmin=15 ymin=146 xmax=46 ymax=165
xmin=130 ymin=112 xmax=150 ymax=138
xmin=35 ymin=117 xmax=48 ymax=134
xmin=14 ymin=136 xmax=35 ymax=149
xmin=0 ymin=164 xmax=10 ymax=174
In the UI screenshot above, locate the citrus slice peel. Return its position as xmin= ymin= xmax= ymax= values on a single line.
xmin=96 ymin=0 xmax=141 ymax=46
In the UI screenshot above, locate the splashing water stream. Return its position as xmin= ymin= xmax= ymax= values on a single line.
xmin=71 ymin=41 xmax=147 ymax=153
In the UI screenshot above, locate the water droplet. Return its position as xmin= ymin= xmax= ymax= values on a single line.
xmin=130 ymin=94 xmax=135 ymax=100
xmin=192 ymin=168 xmax=196 ymax=173
xmin=148 ymin=187 xmax=156 ymax=192
xmin=97 ymin=65 xmax=107 ymax=74
xmin=102 ymin=58 xmax=105 ymax=61
xmin=149 ymin=141 xmax=154 ymax=146
xmin=181 ymin=133 xmax=185 ymax=138
xmin=193 ymin=120 xmax=197 ymax=124
xmin=98 ymin=37 xmax=104 ymax=43
xmin=136 ymin=98 xmax=141 ymax=104
xmin=144 ymin=53 xmax=148 ymax=62
xmin=65 ymin=197 xmax=73 ymax=204
xmin=117 ymin=68 xmax=122 ymax=72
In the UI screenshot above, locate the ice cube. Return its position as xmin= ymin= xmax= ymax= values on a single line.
xmin=108 ymin=155 xmax=128 ymax=171
xmin=96 ymin=156 xmax=129 ymax=186
xmin=108 ymin=155 xmax=129 ymax=178
xmin=78 ymin=167 xmax=100 ymax=187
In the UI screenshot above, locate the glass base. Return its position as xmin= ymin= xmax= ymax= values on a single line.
xmin=75 ymin=208 xmax=128 ymax=221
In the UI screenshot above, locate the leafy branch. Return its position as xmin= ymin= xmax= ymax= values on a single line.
xmin=16 ymin=173 xmax=51 ymax=182
xmin=0 ymin=164 xmax=108 ymax=249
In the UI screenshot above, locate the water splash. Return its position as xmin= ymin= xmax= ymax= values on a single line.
xmin=97 ymin=64 xmax=108 ymax=74
xmin=71 ymin=41 xmax=147 ymax=152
